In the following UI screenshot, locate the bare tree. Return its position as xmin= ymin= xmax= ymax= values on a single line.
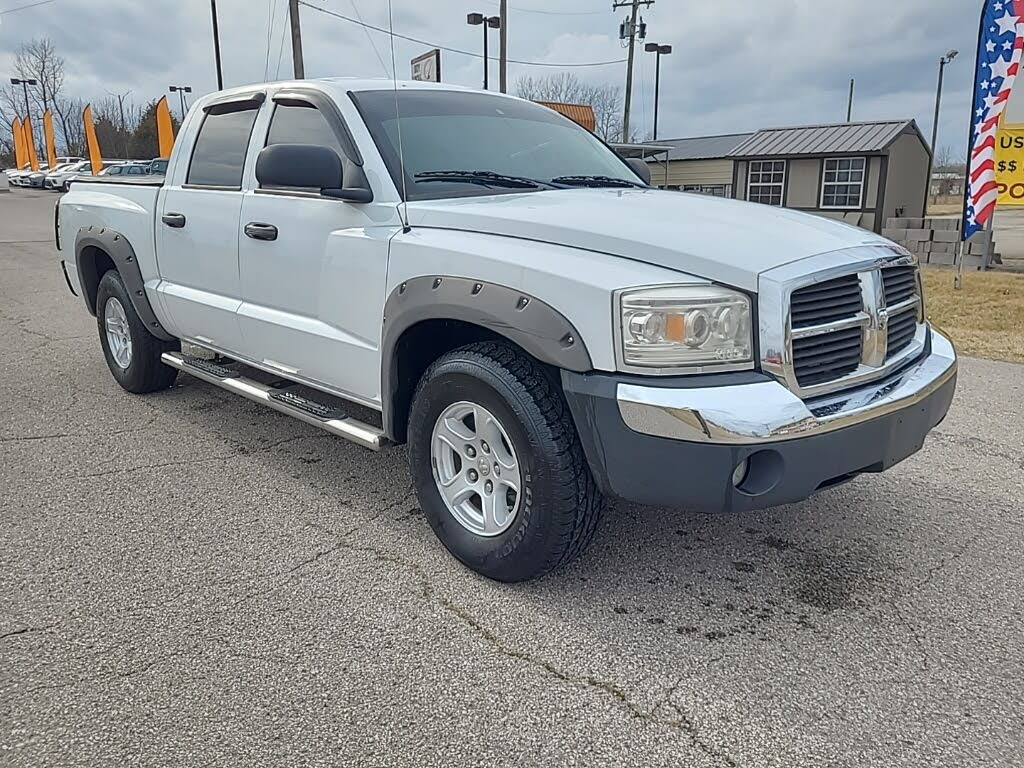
xmin=0 ymin=38 xmax=69 ymax=158
xmin=514 ymin=73 xmax=630 ymax=142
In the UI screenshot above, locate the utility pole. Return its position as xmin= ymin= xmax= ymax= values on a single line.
xmin=499 ymin=0 xmax=508 ymax=93
xmin=210 ymin=0 xmax=224 ymax=89
xmin=289 ymin=0 xmax=305 ymax=79
xmin=846 ymin=78 xmax=855 ymax=122
xmin=927 ymin=50 xmax=959 ymax=207
xmin=614 ymin=0 xmax=653 ymax=143
xmin=108 ymin=89 xmax=132 ymax=158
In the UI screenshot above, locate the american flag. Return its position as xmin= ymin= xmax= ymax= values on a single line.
xmin=965 ymin=0 xmax=1024 ymax=239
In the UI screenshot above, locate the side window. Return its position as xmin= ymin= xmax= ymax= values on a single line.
xmin=187 ymin=105 xmax=260 ymax=187
xmin=262 ymin=103 xmax=343 ymax=189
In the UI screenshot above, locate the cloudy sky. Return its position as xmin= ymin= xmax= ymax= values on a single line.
xmin=0 ymin=0 xmax=1012 ymax=156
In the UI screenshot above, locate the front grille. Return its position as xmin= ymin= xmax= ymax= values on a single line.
xmin=886 ymin=308 xmax=918 ymax=356
xmin=790 ymin=274 xmax=863 ymax=328
xmin=790 ymin=275 xmax=864 ymax=387
xmin=792 ymin=326 xmax=863 ymax=387
xmin=772 ymin=256 xmax=927 ymax=398
xmin=881 ymin=265 xmax=916 ymax=306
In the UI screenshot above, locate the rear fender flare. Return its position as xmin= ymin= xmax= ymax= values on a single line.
xmin=75 ymin=227 xmax=175 ymax=341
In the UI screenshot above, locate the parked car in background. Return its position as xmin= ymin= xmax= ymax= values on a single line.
xmin=45 ymin=160 xmax=112 ymax=192
xmin=99 ymin=162 xmax=150 ymax=178
xmin=28 ymin=162 xmax=78 ymax=188
xmin=147 ymin=158 xmax=169 ymax=176
xmin=6 ymin=164 xmax=35 ymax=186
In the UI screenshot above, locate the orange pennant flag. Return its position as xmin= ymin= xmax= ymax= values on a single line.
xmin=83 ymin=104 xmax=102 ymax=176
xmin=12 ymin=117 xmax=26 ymax=169
xmin=23 ymin=116 xmax=40 ymax=171
xmin=43 ymin=110 xmax=58 ymax=170
xmin=155 ymin=96 xmax=175 ymax=159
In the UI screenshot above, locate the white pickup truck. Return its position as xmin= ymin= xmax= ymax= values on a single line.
xmin=56 ymin=79 xmax=958 ymax=581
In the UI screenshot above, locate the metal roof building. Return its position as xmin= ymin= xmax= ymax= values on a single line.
xmin=649 ymin=120 xmax=931 ymax=233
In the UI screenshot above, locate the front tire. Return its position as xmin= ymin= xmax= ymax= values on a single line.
xmin=96 ymin=270 xmax=179 ymax=393
xmin=408 ymin=342 xmax=602 ymax=582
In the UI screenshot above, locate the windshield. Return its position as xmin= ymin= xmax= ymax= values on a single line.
xmin=351 ymin=89 xmax=642 ymax=201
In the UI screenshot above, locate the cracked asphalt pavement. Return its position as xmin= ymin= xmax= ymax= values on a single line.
xmin=2 ymin=190 xmax=1023 ymax=767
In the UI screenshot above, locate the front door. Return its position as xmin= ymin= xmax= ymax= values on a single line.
xmin=155 ymin=99 xmax=262 ymax=353
xmin=235 ymin=95 xmax=395 ymax=405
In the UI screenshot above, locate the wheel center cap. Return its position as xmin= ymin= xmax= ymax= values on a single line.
xmin=478 ymin=458 xmax=490 ymax=476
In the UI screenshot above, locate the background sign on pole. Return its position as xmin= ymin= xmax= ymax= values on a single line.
xmin=411 ymin=49 xmax=441 ymax=83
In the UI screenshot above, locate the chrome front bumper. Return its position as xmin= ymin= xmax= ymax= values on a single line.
xmin=617 ymin=328 xmax=957 ymax=445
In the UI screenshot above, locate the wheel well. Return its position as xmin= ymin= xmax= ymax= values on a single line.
xmin=79 ymin=245 xmax=117 ymax=316
xmin=388 ymin=319 xmax=507 ymax=444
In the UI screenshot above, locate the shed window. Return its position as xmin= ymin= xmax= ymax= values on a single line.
xmin=821 ymin=157 xmax=866 ymax=209
xmin=746 ymin=160 xmax=785 ymax=206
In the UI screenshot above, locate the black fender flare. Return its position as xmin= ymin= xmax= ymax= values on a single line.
xmin=380 ymin=276 xmax=593 ymax=438
xmin=75 ymin=227 xmax=175 ymax=341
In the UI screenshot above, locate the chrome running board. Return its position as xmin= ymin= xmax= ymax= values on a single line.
xmin=161 ymin=351 xmax=387 ymax=451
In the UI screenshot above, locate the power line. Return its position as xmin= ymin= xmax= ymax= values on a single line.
xmin=349 ymin=0 xmax=391 ymax=77
xmin=298 ymin=1 xmax=627 ymax=68
xmin=0 ymin=0 xmax=56 ymax=15
xmin=481 ymin=0 xmax=603 ymax=16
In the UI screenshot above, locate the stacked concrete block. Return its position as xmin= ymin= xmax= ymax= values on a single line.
xmin=881 ymin=216 xmax=997 ymax=269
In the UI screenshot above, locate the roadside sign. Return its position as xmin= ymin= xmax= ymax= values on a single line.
xmin=411 ymin=49 xmax=441 ymax=83
xmin=995 ymin=123 xmax=1024 ymax=205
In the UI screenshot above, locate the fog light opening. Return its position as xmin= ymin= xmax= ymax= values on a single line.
xmin=731 ymin=458 xmax=750 ymax=488
xmin=734 ymin=450 xmax=784 ymax=497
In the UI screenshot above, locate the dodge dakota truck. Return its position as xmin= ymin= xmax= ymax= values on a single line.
xmin=56 ymin=79 xmax=958 ymax=582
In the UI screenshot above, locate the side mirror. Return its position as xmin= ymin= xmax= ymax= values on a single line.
xmin=626 ymin=157 xmax=652 ymax=186
xmin=255 ymin=143 xmax=373 ymax=203
xmin=256 ymin=143 xmax=343 ymax=190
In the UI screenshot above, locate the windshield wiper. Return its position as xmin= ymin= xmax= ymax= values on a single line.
xmin=551 ymin=175 xmax=646 ymax=189
xmin=414 ymin=170 xmax=557 ymax=190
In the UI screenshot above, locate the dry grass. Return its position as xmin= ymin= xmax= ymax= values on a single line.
xmin=921 ymin=266 xmax=1024 ymax=363
xmin=926 ymin=202 xmax=963 ymax=216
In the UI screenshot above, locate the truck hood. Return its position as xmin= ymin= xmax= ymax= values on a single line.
xmin=404 ymin=188 xmax=890 ymax=292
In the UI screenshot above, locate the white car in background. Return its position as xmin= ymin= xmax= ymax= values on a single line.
xmin=6 ymin=164 xmax=34 ymax=186
xmin=45 ymin=160 xmax=110 ymax=192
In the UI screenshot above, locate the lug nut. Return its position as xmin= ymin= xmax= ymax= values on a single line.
xmin=468 ymin=469 xmax=479 ymax=482
xmin=484 ymin=480 xmax=493 ymax=494
xmin=481 ymin=441 xmax=490 ymax=454
xmin=466 ymin=446 xmax=476 ymax=458
xmin=494 ymin=464 xmax=500 ymax=476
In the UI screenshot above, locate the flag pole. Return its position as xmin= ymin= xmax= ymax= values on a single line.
xmin=957 ymin=0 xmax=991 ymax=291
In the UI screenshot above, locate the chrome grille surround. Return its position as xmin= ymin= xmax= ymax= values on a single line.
xmin=759 ymin=245 xmax=928 ymax=399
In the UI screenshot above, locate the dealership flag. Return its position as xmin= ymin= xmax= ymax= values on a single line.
xmin=12 ymin=117 xmax=25 ymax=169
xmin=43 ymin=110 xmax=57 ymax=170
xmin=155 ymin=96 xmax=175 ymax=159
xmin=964 ymin=0 xmax=1024 ymax=238
xmin=23 ymin=116 xmax=40 ymax=171
xmin=82 ymin=104 xmax=103 ymax=176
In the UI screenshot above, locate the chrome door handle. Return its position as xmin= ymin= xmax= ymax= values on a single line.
xmin=161 ymin=213 xmax=186 ymax=228
xmin=244 ymin=222 xmax=278 ymax=241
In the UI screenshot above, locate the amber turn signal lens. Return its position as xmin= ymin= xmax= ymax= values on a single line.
xmin=664 ymin=314 xmax=686 ymax=342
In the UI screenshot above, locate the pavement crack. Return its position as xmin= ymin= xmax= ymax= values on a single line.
xmin=0 ymin=622 xmax=57 ymax=641
xmin=348 ymin=542 xmax=737 ymax=766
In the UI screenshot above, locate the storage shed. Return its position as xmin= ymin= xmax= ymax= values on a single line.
xmin=650 ymin=132 xmax=753 ymax=196
xmin=727 ymin=120 xmax=931 ymax=233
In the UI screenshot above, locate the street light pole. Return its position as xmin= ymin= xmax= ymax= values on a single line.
xmin=927 ymin=49 xmax=959 ymax=203
xmin=169 ymin=85 xmax=193 ymax=122
xmin=10 ymin=77 xmax=37 ymax=120
xmin=644 ymin=43 xmax=672 ymax=140
xmin=467 ymin=13 xmax=501 ymax=91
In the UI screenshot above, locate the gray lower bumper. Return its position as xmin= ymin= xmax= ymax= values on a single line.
xmin=561 ymin=330 xmax=957 ymax=512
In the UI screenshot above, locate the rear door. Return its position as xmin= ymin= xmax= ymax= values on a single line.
xmin=235 ymin=90 xmax=394 ymax=405
xmin=155 ymin=94 xmax=263 ymax=352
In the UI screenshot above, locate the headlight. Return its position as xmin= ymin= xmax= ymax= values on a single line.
xmin=618 ymin=285 xmax=753 ymax=371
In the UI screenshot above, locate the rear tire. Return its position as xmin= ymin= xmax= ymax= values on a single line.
xmin=96 ymin=270 xmax=179 ymax=393
xmin=407 ymin=341 xmax=603 ymax=582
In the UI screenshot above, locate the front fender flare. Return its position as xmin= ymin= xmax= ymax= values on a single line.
xmin=381 ymin=276 xmax=593 ymax=437
xmin=75 ymin=227 xmax=174 ymax=341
